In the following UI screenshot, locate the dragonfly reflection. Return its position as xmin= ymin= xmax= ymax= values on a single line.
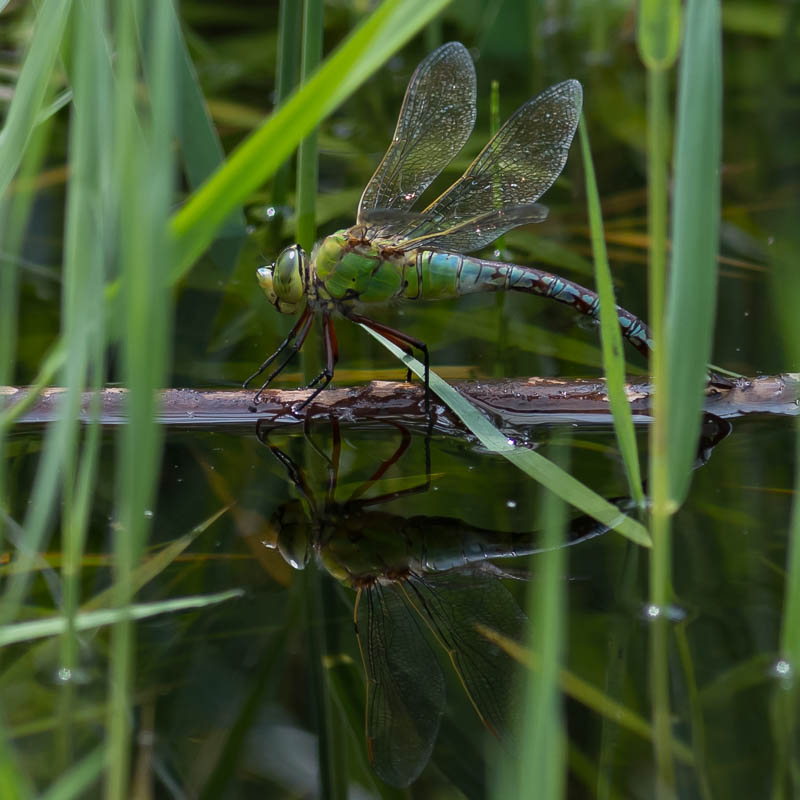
xmin=256 ymin=421 xmax=620 ymax=787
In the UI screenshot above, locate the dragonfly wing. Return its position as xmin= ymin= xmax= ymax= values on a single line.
xmin=399 ymin=79 xmax=583 ymax=252
xmin=402 ymin=570 xmax=526 ymax=742
xmin=399 ymin=201 xmax=549 ymax=252
xmin=356 ymin=583 xmax=446 ymax=788
xmin=356 ymin=42 xmax=476 ymax=224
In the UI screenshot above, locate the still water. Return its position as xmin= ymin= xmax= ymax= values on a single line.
xmin=5 ymin=407 xmax=796 ymax=797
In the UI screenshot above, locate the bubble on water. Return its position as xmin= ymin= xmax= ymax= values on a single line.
xmin=642 ymin=603 xmax=686 ymax=622
xmin=772 ymin=659 xmax=794 ymax=689
xmin=645 ymin=604 xmax=661 ymax=619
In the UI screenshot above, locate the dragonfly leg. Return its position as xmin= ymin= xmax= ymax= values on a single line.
xmin=244 ymin=305 xmax=312 ymax=390
xmin=347 ymin=422 xmax=412 ymax=502
xmin=251 ymin=309 xmax=314 ymax=405
xmin=346 ymin=313 xmax=431 ymax=417
xmin=297 ymin=314 xmax=339 ymax=410
xmin=255 ymin=419 xmax=319 ymax=512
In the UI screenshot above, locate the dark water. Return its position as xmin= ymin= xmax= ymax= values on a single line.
xmin=5 ymin=412 xmax=796 ymax=797
xmin=5 ymin=2 xmax=800 ymax=797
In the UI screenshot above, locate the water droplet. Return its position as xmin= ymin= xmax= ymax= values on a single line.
xmin=144 ymin=509 xmax=153 ymax=518
xmin=56 ymin=667 xmax=72 ymax=683
xmin=643 ymin=603 xmax=686 ymax=621
xmin=506 ymin=500 xmax=517 ymax=509
xmin=772 ymin=659 xmax=795 ymax=690
xmin=774 ymin=659 xmax=792 ymax=677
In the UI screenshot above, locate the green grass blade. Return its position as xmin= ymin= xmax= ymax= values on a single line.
xmin=579 ymin=118 xmax=644 ymax=507
xmin=637 ymin=0 xmax=681 ymax=69
xmin=0 ymin=341 xmax=65 ymax=432
xmin=168 ymin=4 xmax=245 ymax=240
xmin=0 ymin=590 xmax=244 ymax=647
xmin=361 ymin=325 xmax=651 ymax=547
xmin=497 ymin=461 xmax=568 ymax=798
xmin=0 ymin=0 xmax=71 ymax=195
xmin=198 ymin=627 xmax=290 ymax=800
xmin=35 ymin=89 xmax=73 ymax=125
xmin=639 ymin=5 xmax=682 ymax=794
xmin=665 ymin=0 xmax=722 ymax=504
xmin=83 ymin=506 xmax=231 ymax=612
xmin=270 ymin=0 xmax=303 ymax=217
xmin=169 ymin=0 xmax=452 ymax=276
xmin=0 ymin=718 xmax=34 ymax=799
xmin=770 ymin=145 xmax=800 ymax=800
xmin=297 ymin=0 xmax=324 ymax=384
xmin=39 ymin=746 xmax=105 ymax=800
xmin=303 ymin=561 xmax=346 ymax=800
xmin=295 ymin=0 xmax=323 ymax=255
xmin=477 ymin=625 xmax=694 ymax=764
xmin=107 ymin=0 xmax=177 ymax=795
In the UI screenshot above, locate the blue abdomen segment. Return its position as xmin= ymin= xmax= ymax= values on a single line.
xmin=412 ymin=250 xmax=653 ymax=357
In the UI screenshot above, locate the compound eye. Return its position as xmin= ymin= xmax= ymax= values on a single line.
xmin=273 ymin=245 xmax=305 ymax=304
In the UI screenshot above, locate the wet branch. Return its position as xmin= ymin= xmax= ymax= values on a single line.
xmin=4 ymin=374 xmax=798 ymax=430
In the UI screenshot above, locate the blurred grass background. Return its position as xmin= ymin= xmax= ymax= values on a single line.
xmin=1 ymin=0 xmax=799 ymax=797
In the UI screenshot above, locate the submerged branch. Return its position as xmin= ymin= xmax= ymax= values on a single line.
xmin=4 ymin=374 xmax=798 ymax=431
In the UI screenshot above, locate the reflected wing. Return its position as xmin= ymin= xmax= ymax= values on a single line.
xmin=356 ymin=583 xmax=446 ymax=788
xmin=397 ymin=79 xmax=583 ymax=252
xmin=356 ymin=42 xmax=476 ymax=224
xmin=402 ymin=570 xmax=526 ymax=741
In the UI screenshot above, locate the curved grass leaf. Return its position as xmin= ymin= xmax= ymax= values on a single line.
xmin=0 ymin=0 xmax=71 ymax=195
xmin=39 ymin=746 xmax=105 ymax=800
xmin=169 ymin=0 xmax=452 ymax=276
xmin=0 ymin=589 xmax=244 ymax=647
xmin=476 ymin=624 xmax=694 ymax=764
xmin=361 ymin=325 xmax=651 ymax=547
xmin=579 ymin=119 xmax=644 ymax=507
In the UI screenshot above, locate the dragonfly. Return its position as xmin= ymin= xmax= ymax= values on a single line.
xmin=256 ymin=420 xmax=622 ymax=787
xmin=246 ymin=42 xmax=652 ymax=409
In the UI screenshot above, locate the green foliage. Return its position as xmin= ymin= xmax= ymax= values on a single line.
xmin=169 ymin=0 xmax=452 ymax=275
xmin=579 ymin=119 xmax=645 ymax=508
xmin=665 ymin=0 xmax=722 ymax=504
xmin=637 ymin=0 xmax=681 ymax=69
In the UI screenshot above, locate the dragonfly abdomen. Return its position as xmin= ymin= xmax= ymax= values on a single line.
xmin=409 ymin=251 xmax=652 ymax=356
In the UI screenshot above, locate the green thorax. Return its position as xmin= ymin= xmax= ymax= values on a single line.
xmin=310 ymin=229 xmax=411 ymax=311
xmin=308 ymin=228 xmax=529 ymax=314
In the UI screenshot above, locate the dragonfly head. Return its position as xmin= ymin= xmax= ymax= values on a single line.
xmin=258 ymin=244 xmax=307 ymax=314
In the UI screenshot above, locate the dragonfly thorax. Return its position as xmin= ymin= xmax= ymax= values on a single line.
xmin=257 ymin=243 xmax=307 ymax=314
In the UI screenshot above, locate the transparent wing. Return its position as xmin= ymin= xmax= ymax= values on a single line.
xmin=400 ymin=202 xmax=549 ymax=252
xmin=396 ymin=79 xmax=583 ymax=252
xmin=356 ymin=42 xmax=477 ymax=223
xmin=402 ymin=570 xmax=526 ymax=743
xmin=356 ymin=583 xmax=446 ymax=788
